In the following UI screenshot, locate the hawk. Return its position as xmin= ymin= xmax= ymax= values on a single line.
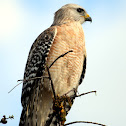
xmin=19 ymin=4 xmax=92 ymax=126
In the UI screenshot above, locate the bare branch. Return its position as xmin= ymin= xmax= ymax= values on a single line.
xmin=65 ymin=121 xmax=106 ymax=126
xmin=75 ymin=91 xmax=97 ymax=98
xmin=8 ymin=82 xmax=23 ymax=93
xmin=49 ymin=50 xmax=73 ymax=69
xmin=47 ymin=50 xmax=73 ymax=100
xmin=8 ymin=76 xmax=49 ymax=93
xmin=47 ymin=66 xmax=56 ymax=99
xmin=17 ymin=76 xmax=49 ymax=82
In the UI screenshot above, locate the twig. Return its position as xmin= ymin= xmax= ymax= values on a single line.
xmin=8 ymin=76 xmax=49 ymax=93
xmin=62 ymin=89 xmax=96 ymax=100
xmin=17 ymin=76 xmax=48 ymax=82
xmin=75 ymin=91 xmax=97 ymax=98
xmin=8 ymin=82 xmax=23 ymax=93
xmin=65 ymin=121 xmax=106 ymax=126
xmin=47 ymin=50 xmax=73 ymax=99
xmin=49 ymin=50 xmax=73 ymax=69
xmin=47 ymin=66 xmax=56 ymax=99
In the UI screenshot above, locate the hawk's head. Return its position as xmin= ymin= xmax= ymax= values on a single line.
xmin=53 ymin=4 xmax=92 ymax=25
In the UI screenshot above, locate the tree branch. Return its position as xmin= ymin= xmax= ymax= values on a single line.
xmin=47 ymin=66 xmax=56 ymax=99
xmin=49 ymin=50 xmax=73 ymax=69
xmin=8 ymin=76 xmax=49 ymax=93
xmin=65 ymin=121 xmax=106 ymax=126
xmin=47 ymin=50 xmax=73 ymax=99
xmin=75 ymin=91 xmax=96 ymax=98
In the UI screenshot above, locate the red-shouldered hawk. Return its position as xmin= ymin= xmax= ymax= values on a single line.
xmin=19 ymin=4 xmax=92 ymax=126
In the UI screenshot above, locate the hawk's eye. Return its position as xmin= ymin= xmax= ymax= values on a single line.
xmin=77 ymin=8 xmax=84 ymax=13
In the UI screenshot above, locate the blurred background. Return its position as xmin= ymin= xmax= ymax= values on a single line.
xmin=0 ymin=0 xmax=126 ymax=125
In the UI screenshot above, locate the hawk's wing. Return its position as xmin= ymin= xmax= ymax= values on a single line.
xmin=19 ymin=26 xmax=57 ymax=126
xmin=79 ymin=55 xmax=86 ymax=85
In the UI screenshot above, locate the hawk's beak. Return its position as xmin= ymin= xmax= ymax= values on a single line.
xmin=84 ymin=14 xmax=92 ymax=22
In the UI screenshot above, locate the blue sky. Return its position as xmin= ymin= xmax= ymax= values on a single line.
xmin=0 ymin=0 xmax=126 ymax=126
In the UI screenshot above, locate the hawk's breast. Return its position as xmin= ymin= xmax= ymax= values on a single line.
xmin=44 ymin=22 xmax=86 ymax=96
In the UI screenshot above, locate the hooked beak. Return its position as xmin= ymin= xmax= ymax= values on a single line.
xmin=84 ymin=14 xmax=92 ymax=22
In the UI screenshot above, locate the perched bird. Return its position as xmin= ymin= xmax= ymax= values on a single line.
xmin=19 ymin=4 xmax=92 ymax=126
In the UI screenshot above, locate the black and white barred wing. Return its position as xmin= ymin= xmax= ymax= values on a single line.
xmin=19 ymin=27 xmax=57 ymax=126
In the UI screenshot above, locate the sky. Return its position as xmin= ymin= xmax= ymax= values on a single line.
xmin=0 ymin=0 xmax=126 ymax=126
